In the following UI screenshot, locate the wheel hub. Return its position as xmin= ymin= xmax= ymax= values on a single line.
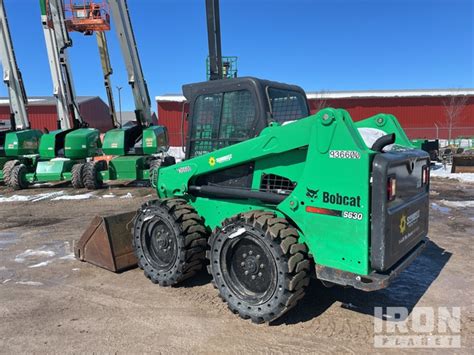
xmin=223 ymin=231 xmax=276 ymax=301
xmin=241 ymin=252 xmax=264 ymax=277
xmin=144 ymin=218 xmax=177 ymax=269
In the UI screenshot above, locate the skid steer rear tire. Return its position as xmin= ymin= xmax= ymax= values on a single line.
xmin=2 ymin=159 xmax=19 ymax=186
xmin=133 ymin=198 xmax=209 ymax=286
xmin=207 ymin=211 xmax=311 ymax=323
xmin=71 ymin=163 xmax=85 ymax=188
xmin=10 ymin=164 xmax=29 ymax=190
xmin=83 ymin=161 xmax=103 ymax=190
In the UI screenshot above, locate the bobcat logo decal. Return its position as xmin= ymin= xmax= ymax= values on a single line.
xmin=306 ymin=188 xmax=319 ymax=199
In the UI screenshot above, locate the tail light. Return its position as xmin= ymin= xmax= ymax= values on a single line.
xmin=422 ymin=165 xmax=430 ymax=185
xmin=387 ymin=176 xmax=397 ymax=201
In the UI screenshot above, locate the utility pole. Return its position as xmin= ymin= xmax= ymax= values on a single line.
xmin=116 ymin=85 xmax=123 ymax=126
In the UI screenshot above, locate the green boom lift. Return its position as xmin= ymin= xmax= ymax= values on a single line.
xmin=0 ymin=0 xmax=42 ymax=184
xmin=78 ymin=0 xmax=168 ymax=189
xmin=76 ymin=0 xmax=430 ymax=324
xmin=7 ymin=0 xmax=103 ymax=189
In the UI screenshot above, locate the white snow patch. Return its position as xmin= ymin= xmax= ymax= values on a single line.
xmin=31 ymin=191 xmax=65 ymax=202
xmin=59 ymin=254 xmax=75 ymax=261
xmin=15 ymin=281 xmax=43 ymax=286
xmin=431 ymin=203 xmax=451 ymax=214
xmin=51 ymin=192 xmax=95 ymax=201
xmin=228 ymin=227 xmax=246 ymax=239
xmin=0 ymin=195 xmax=32 ymax=203
xmin=15 ymin=249 xmax=56 ymax=263
xmin=168 ymin=146 xmax=185 ymax=162
xmin=430 ymin=165 xmax=474 ymax=183
xmin=0 ymin=191 xmax=65 ymax=203
xmin=28 ymin=260 xmax=54 ymax=268
xmin=0 ymin=266 xmax=7 ymax=271
xmin=3 ymin=279 xmax=11 ymax=284
xmin=72 ymin=268 xmax=80 ymax=271
xmin=120 ymin=192 xmax=133 ymax=199
xmin=439 ymin=200 xmax=474 ymax=208
xmin=102 ymin=193 xmax=116 ymax=198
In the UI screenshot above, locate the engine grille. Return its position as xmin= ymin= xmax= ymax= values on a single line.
xmin=260 ymin=173 xmax=296 ymax=195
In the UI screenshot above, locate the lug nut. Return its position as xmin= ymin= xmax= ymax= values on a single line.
xmin=242 ymin=253 xmax=247 ymax=258
xmin=258 ymin=272 xmax=262 ymax=277
xmin=244 ymin=271 xmax=249 ymax=275
xmin=256 ymin=254 xmax=260 ymax=259
xmin=251 ymin=275 xmax=256 ymax=280
xmin=240 ymin=262 xmax=245 ymax=266
xmin=260 ymin=264 xmax=264 ymax=268
xmin=249 ymin=250 xmax=253 ymax=255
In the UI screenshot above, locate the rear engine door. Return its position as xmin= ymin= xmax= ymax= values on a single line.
xmin=371 ymin=148 xmax=430 ymax=271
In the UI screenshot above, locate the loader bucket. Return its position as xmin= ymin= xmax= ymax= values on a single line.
xmin=75 ymin=211 xmax=137 ymax=272
xmin=451 ymin=154 xmax=474 ymax=173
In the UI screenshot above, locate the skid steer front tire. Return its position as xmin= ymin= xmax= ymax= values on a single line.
xmin=71 ymin=163 xmax=85 ymax=188
xmin=207 ymin=211 xmax=311 ymax=323
xmin=133 ymin=199 xmax=209 ymax=286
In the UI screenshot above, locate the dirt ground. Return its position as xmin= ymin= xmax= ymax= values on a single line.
xmin=0 ymin=177 xmax=472 ymax=353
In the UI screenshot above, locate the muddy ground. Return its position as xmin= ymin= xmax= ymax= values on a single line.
xmin=0 ymin=177 xmax=472 ymax=353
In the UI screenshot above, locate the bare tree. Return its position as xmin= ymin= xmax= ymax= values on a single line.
xmin=313 ymin=90 xmax=329 ymax=112
xmin=442 ymin=93 xmax=468 ymax=143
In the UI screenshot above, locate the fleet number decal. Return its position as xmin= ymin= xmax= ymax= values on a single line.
xmin=329 ymin=150 xmax=361 ymax=159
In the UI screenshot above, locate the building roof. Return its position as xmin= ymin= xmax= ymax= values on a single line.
xmin=156 ymin=88 xmax=474 ymax=102
xmin=0 ymin=96 xmax=98 ymax=106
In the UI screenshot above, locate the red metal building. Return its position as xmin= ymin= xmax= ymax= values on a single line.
xmin=0 ymin=96 xmax=114 ymax=132
xmin=156 ymin=89 xmax=474 ymax=146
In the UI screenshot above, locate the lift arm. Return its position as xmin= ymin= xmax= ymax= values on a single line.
xmin=0 ymin=0 xmax=30 ymax=130
xmin=206 ymin=0 xmax=223 ymax=81
xmin=96 ymin=31 xmax=119 ymax=127
xmin=109 ymin=0 xmax=152 ymax=127
xmin=40 ymin=0 xmax=85 ymax=130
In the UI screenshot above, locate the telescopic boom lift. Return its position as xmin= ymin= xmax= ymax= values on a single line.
xmin=5 ymin=0 xmax=102 ymax=189
xmin=79 ymin=0 xmax=168 ymax=189
xmin=0 ymin=0 xmax=42 ymax=184
xmin=41 ymin=0 xmax=84 ymax=129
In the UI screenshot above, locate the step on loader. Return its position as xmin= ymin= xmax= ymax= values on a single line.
xmin=76 ymin=77 xmax=430 ymax=323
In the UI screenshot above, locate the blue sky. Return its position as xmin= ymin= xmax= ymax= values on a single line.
xmin=1 ymin=0 xmax=472 ymax=111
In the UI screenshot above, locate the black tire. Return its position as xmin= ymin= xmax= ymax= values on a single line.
xmin=9 ymin=164 xmax=29 ymax=190
xmin=207 ymin=211 xmax=311 ymax=323
xmin=2 ymin=159 xmax=19 ymax=186
xmin=149 ymin=159 xmax=161 ymax=186
xmin=133 ymin=198 xmax=209 ymax=286
xmin=83 ymin=161 xmax=103 ymax=190
xmin=71 ymin=163 xmax=85 ymax=188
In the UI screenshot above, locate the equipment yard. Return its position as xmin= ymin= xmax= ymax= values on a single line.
xmin=0 ymin=172 xmax=472 ymax=353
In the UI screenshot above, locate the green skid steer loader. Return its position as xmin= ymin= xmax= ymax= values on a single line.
xmin=76 ymin=77 xmax=430 ymax=323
